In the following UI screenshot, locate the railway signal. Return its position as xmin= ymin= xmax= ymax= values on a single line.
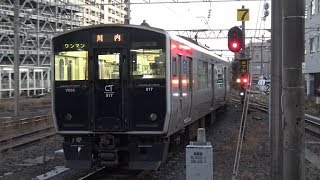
xmin=228 ymin=26 xmax=243 ymax=52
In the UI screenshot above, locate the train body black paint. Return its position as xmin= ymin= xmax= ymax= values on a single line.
xmin=51 ymin=24 xmax=230 ymax=169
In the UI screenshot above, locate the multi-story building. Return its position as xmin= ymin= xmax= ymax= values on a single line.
xmin=305 ymin=0 xmax=320 ymax=96
xmin=0 ymin=0 xmax=127 ymax=98
xmin=237 ymin=41 xmax=271 ymax=84
xmin=248 ymin=41 xmax=271 ymax=84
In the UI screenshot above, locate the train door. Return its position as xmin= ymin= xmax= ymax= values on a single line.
xmin=224 ymin=67 xmax=227 ymax=100
xmin=211 ymin=64 xmax=215 ymax=108
xmin=178 ymin=55 xmax=192 ymax=123
xmin=92 ymin=48 xmax=130 ymax=131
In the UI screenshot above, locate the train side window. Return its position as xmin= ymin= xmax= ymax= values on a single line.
xmin=216 ymin=65 xmax=224 ymax=87
xmin=172 ymin=57 xmax=177 ymax=78
xmin=54 ymin=51 xmax=88 ymax=81
xmin=208 ymin=63 xmax=212 ymax=88
xmin=197 ymin=60 xmax=208 ymax=90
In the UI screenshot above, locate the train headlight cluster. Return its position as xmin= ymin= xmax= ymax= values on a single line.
xmin=149 ymin=113 xmax=158 ymax=121
xmin=65 ymin=113 xmax=72 ymax=121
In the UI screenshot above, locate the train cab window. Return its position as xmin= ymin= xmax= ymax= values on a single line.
xmin=98 ymin=53 xmax=120 ymax=79
xmin=54 ymin=51 xmax=88 ymax=81
xmin=130 ymin=49 xmax=165 ymax=79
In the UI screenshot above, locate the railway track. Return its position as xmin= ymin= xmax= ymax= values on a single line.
xmin=0 ymin=114 xmax=56 ymax=152
xmin=229 ymin=91 xmax=320 ymax=138
xmin=79 ymin=167 xmax=149 ymax=180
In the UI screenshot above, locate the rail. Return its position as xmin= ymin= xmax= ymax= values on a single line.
xmin=229 ymin=91 xmax=320 ymax=138
xmin=0 ymin=114 xmax=56 ymax=152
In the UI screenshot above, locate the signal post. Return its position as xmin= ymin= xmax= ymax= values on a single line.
xmin=230 ymin=7 xmax=250 ymax=178
xmin=229 ymin=6 xmax=250 ymax=92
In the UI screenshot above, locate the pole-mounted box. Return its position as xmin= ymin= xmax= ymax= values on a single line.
xmin=186 ymin=128 xmax=213 ymax=180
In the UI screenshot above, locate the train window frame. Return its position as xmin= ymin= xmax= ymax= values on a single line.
xmin=130 ymin=49 xmax=166 ymax=79
xmin=54 ymin=51 xmax=88 ymax=81
xmin=311 ymin=0 xmax=315 ymax=16
xmin=97 ymin=53 xmax=120 ymax=80
xmin=208 ymin=63 xmax=212 ymax=88
xmin=197 ymin=60 xmax=208 ymax=90
xmin=172 ymin=57 xmax=177 ymax=78
xmin=216 ymin=65 xmax=225 ymax=87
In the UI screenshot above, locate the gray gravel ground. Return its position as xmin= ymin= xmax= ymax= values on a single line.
xmin=1 ymin=101 xmax=320 ymax=180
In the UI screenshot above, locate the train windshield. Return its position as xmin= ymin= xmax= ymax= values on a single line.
xmin=130 ymin=49 xmax=165 ymax=79
xmin=54 ymin=51 xmax=88 ymax=81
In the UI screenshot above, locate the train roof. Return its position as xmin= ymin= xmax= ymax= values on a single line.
xmin=168 ymin=32 xmax=228 ymax=62
xmin=52 ymin=24 xmax=227 ymax=62
xmin=52 ymin=24 xmax=167 ymax=39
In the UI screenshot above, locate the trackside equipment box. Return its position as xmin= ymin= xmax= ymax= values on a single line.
xmin=186 ymin=128 xmax=213 ymax=180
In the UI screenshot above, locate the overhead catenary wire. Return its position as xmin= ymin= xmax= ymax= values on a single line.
xmin=45 ymin=0 xmax=270 ymax=6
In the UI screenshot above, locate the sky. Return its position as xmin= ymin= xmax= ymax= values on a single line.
xmin=129 ymin=0 xmax=272 ymax=58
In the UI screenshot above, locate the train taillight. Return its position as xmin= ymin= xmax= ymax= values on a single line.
xmin=240 ymin=73 xmax=249 ymax=85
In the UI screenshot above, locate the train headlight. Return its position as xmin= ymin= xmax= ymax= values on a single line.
xmin=149 ymin=113 xmax=157 ymax=121
xmin=65 ymin=113 xmax=72 ymax=121
xmin=240 ymin=92 xmax=245 ymax=96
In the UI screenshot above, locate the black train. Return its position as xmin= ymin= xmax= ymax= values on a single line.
xmin=51 ymin=24 xmax=230 ymax=169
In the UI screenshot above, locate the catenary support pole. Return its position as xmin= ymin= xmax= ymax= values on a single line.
xmin=270 ymin=0 xmax=283 ymax=179
xmin=241 ymin=5 xmax=246 ymax=57
xmin=124 ymin=0 xmax=130 ymax=24
xmin=282 ymin=0 xmax=305 ymax=179
xmin=14 ymin=0 xmax=20 ymax=118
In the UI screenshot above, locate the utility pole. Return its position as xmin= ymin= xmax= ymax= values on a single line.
xmin=270 ymin=0 xmax=282 ymax=179
xmin=282 ymin=0 xmax=305 ymax=179
xmin=241 ymin=5 xmax=246 ymax=58
xmin=260 ymin=35 xmax=264 ymax=79
xmin=14 ymin=0 xmax=20 ymax=118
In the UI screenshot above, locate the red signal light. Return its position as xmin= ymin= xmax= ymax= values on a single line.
xmin=230 ymin=41 xmax=241 ymax=52
xmin=232 ymin=42 xmax=239 ymax=49
xmin=228 ymin=26 xmax=243 ymax=52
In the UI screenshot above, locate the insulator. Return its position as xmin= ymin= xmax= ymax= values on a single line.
xmin=264 ymin=10 xmax=270 ymax=17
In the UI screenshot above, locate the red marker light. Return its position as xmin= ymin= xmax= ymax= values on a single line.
xmin=179 ymin=45 xmax=191 ymax=50
xmin=171 ymin=44 xmax=177 ymax=49
xmin=243 ymin=78 xmax=248 ymax=83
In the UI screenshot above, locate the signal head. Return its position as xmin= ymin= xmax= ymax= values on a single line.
xmin=228 ymin=26 xmax=243 ymax=52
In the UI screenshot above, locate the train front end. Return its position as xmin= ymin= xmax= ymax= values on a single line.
xmin=52 ymin=25 xmax=170 ymax=169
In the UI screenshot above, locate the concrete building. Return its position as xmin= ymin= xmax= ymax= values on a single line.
xmin=247 ymin=41 xmax=271 ymax=84
xmin=235 ymin=40 xmax=271 ymax=84
xmin=0 ymin=0 xmax=127 ymax=98
xmin=305 ymin=0 xmax=320 ymax=96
